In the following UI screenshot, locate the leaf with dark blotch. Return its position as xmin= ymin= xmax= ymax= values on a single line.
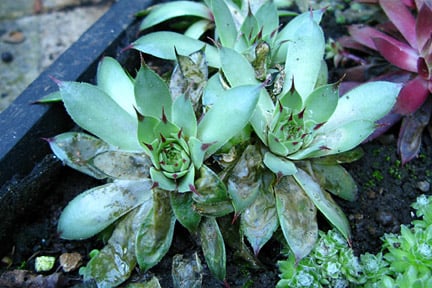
xmin=80 ymin=195 xmax=153 ymax=287
xmin=241 ymin=176 xmax=278 ymax=255
xmin=47 ymin=132 xmax=111 ymax=179
xmin=312 ymin=147 xmax=364 ymax=165
xmin=199 ymin=217 xmax=226 ymax=282
xmin=172 ymin=252 xmax=203 ymax=288
xmin=293 ymin=168 xmax=351 ymax=241
xmin=91 ymin=151 xmax=152 ymax=180
xmin=227 ymin=145 xmax=262 ymax=216
xmin=398 ymin=98 xmax=432 ymax=164
xmin=193 ymin=165 xmax=229 ymax=204
xmin=311 ymin=162 xmax=358 ymax=202
xmin=193 ymin=200 xmax=234 ymax=217
xmin=275 ymin=176 xmax=318 ymax=262
xmin=170 ymin=192 xmax=201 ymax=233
xmin=136 ymin=189 xmax=176 ymax=272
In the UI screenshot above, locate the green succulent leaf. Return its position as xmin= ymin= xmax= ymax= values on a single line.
xmin=58 ymin=179 xmax=153 ymax=240
xmin=177 ymin=165 xmax=196 ymax=193
xmin=197 ymin=85 xmax=261 ymax=156
xmin=293 ymin=168 xmax=351 ymax=241
xmin=80 ymin=204 xmax=147 ymax=288
xmin=263 ymin=151 xmax=297 ymax=176
xmin=202 ymin=73 xmax=225 ymax=107
xmin=303 ymin=82 xmax=339 ymax=123
xmin=311 ymin=162 xmax=358 ymax=202
xmin=172 ymin=94 xmax=197 ymax=138
xmin=220 ymin=47 xmax=259 ymax=86
xmin=193 ymin=200 xmax=234 ymax=217
xmin=312 ymin=147 xmax=364 ymax=165
xmin=184 ymin=19 xmax=213 ymax=39
xmin=321 ymin=81 xmax=402 ymax=132
xmin=240 ymin=9 xmax=260 ymax=44
xmin=140 ymin=1 xmax=212 ymax=31
xmin=136 ymin=189 xmax=176 ymax=272
xmin=278 ymin=10 xmax=325 ymax=99
xmin=227 ymin=145 xmax=262 ymax=216
xmin=170 ymin=192 xmax=201 ymax=232
xmin=135 ymin=64 xmax=172 ymax=121
xmin=210 ymin=0 xmax=238 ymax=48
xmin=279 ymin=84 xmax=303 ymax=112
xmin=132 ymin=32 xmax=220 ymax=68
xmin=254 ymin=1 xmax=279 ymax=39
xmin=241 ymin=174 xmax=278 ymax=255
xmin=200 ymin=217 xmax=226 ymax=282
xmin=150 ymin=167 xmax=177 ymax=191
xmin=90 ymin=151 xmax=152 ymax=180
xmin=97 ymin=56 xmax=136 ymax=117
xmin=47 ymin=132 xmax=110 ymax=179
xmin=275 ymin=175 xmax=318 ymax=262
xmin=59 ymin=81 xmax=141 ymax=151
xmin=250 ymin=89 xmax=275 ymax=144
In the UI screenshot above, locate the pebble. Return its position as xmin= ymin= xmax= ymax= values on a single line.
xmin=1 ymin=30 xmax=25 ymax=44
xmin=375 ymin=210 xmax=395 ymax=227
xmin=417 ymin=181 xmax=430 ymax=192
xmin=1 ymin=51 xmax=14 ymax=63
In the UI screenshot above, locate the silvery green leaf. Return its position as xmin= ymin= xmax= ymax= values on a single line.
xmin=197 ymin=85 xmax=261 ymax=156
xmin=280 ymin=11 xmax=325 ymax=99
xmin=254 ymin=1 xmax=279 ymax=39
xmin=240 ymin=9 xmax=260 ymax=44
xmin=172 ymin=253 xmax=203 ymax=288
xmin=263 ymin=151 xmax=297 ymax=176
xmin=137 ymin=115 xmax=160 ymax=145
xmin=202 ymin=73 xmax=225 ymax=107
xmin=274 ymin=9 xmax=324 ymax=63
xmin=140 ymin=1 xmax=211 ymax=31
xmin=200 ymin=217 xmax=226 ymax=281
xmin=81 ymin=196 xmax=154 ymax=287
xmin=185 ymin=19 xmax=213 ymax=39
xmin=177 ymin=165 xmax=195 ymax=193
xmin=210 ymin=0 xmax=238 ymax=48
xmin=321 ymin=81 xmax=402 ymax=132
xmin=227 ymin=145 xmax=262 ymax=215
xmin=290 ymin=120 xmax=376 ymax=160
xmin=170 ymin=192 xmax=201 ymax=232
xmin=311 ymin=162 xmax=358 ymax=202
xmin=150 ymin=167 xmax=177 ymax=191
xmin=58 ymin=179 xmax=153 ymax=240
xmin=97 ymin=57 xmax=135 ymax=117
xmin=91 ymin=151 xmax=152 ymax=180
xmin=47 ymin=132 xmax=110 ymax=179
xmin=304 ymin=82 xmax=339 ymax=124
xmin=188 ymin=137 xmax=206 ymax=169
xmin=136 ymin=189 xmax=176 ymax=272
xmin=132 ymin=32 xmax=220 ymax=68
xmin=241 ymin=179 xmax=278 ymax=255
xmin=275 ymin=175 xmax=318 ymax=262
xmin=135 ymin=64 xmax=172 ymax=121
xmin=293 ymin=168 xmax=351 ymax=241
xmin=193 ymin=165 xmax=228 ymax=204
xmin=279 ymin=84 xmax=303 ymax=112
xmin=172 ymin=94 xmax=197 ymax=138
xmin=220 ymin=47 xmax=259 ymax=86
xmin=250 ymin=89 xmax=275 ymax=144
xmin=59 ymin=81 xmax=141 ymax=151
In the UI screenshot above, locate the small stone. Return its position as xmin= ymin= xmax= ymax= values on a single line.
xmin=1 ymin=31 xmax=25 ymax=44
xmin=59 ymin=252 xmax=82 ymax=272
xmin=376 ymin=210 xmax=395 ymax=227
xmin=35 ymin=256 xmax=56 ymax=272
xmin=1 ymin=52 xmax=13 ymax=63
xmin=417 ymin=181 xmax=430 ymax=192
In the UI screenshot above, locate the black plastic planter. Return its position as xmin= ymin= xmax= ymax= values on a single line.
xmin=0 ymin=0 xmax=153 ymax=253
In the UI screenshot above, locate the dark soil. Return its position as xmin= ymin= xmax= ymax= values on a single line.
xmin=0 ymin=128 xmax=431 ymax=287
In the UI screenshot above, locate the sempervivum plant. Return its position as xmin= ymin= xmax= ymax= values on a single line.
xmin=44 ymin=52 xmax=260 ymax=286
xmin=337 ymin=0 xmax=432 ymax=164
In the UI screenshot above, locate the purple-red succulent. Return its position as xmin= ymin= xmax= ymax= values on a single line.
xmin=337 ymin=0 xmax=432 ymax=163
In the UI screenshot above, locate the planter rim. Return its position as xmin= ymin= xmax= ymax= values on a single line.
xmin=0 ymin=0 xmax=153 ymax=187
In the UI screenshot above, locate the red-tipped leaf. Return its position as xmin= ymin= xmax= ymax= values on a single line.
xmin=373 ymin=37 xmax=419 ymax=73
xmin=394 ymin=76 xmax=429 ymax=115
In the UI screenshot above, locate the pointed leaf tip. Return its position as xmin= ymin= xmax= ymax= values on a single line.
xmin=48 ymin=75 xmax=62 ymax=85
xmin=120 ymin=43 xmax=133 ymax=53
